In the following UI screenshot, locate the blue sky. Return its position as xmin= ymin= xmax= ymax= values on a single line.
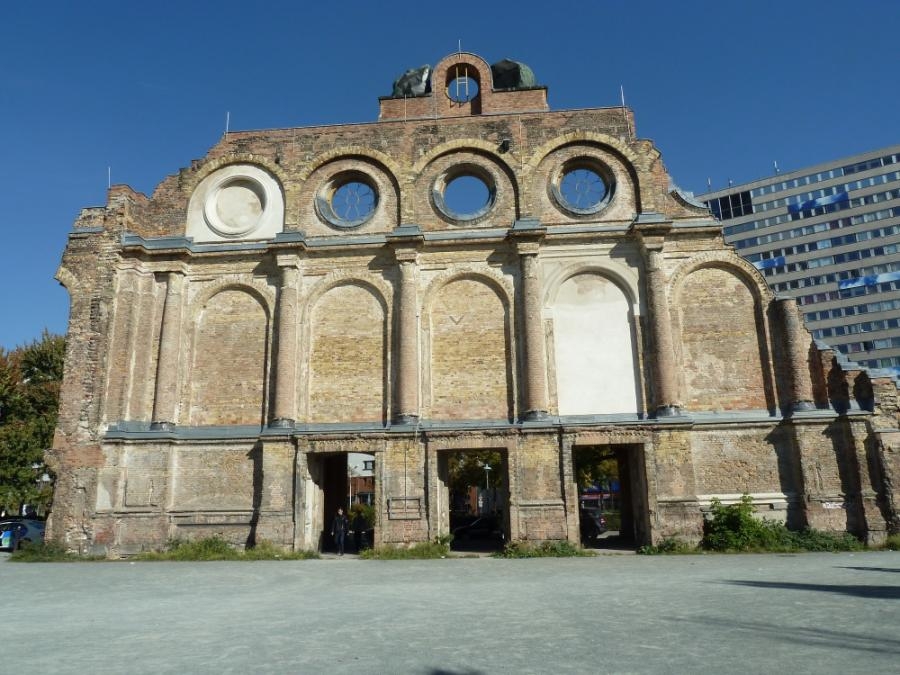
xmin=1 ymin=0 xmax=897 ymax=349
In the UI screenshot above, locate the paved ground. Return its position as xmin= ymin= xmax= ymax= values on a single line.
xmin=3 ymin=550 xmax=899 ymax=674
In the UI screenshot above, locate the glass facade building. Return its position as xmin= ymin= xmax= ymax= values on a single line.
xmin=698 ymin=144 xmax=900 ymax=375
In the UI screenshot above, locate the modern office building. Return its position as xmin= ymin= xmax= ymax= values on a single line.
xmin=699 ymin=145 xmax=900 ymax=375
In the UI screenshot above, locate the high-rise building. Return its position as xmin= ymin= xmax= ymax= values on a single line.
xmin=699 ymin=145 xmax=900 ymax=375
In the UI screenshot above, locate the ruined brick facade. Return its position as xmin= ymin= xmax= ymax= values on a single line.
xmin=48 ymin=53 xmax=900 ymax=555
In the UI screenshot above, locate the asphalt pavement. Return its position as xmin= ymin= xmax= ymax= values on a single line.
xmin=3 ymin=550 xmax=899 ymax=674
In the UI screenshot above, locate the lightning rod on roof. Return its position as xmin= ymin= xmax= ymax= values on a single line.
xmin=107 ymin=166 xmax=111 ymax=190
xmin=225 ymin=111 xmax=230 ymax=137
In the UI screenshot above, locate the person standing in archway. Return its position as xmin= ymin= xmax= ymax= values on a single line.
xmin=331 ymin=507 xmax=349 ymax=555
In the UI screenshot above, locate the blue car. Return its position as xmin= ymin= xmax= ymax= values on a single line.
xmin=0 ymin=520 xmax=46 ymax=551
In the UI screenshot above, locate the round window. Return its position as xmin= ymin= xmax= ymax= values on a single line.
xmin=433 ymin=168 xmax=495 ymax=223
xmin=204 ymin=177 xmax=267 ymax=237
xmin=447 ymin=74 xmax=479 ymax=102
xmin=316 ymin=172 xmax=379 ymax=229
xmin=551 ymin=160 xmax=614 ymax=216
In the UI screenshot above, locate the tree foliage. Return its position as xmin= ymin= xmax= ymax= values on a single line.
xmin=447 ymin=450 xmax=502 ymax=495
xmin=0 ymin=331 xmax=65 ymax=514
xmin=573 ymin=446 xmax=618 ymax=491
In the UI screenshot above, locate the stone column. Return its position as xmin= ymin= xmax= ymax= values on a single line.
xmin=151 ymin=271 xmax=185 ymax=430
xmin=393 ymin=249 xmax=419 ymax=425
xmin=645 ymin=248 xmax=681 ymax=416
xmin=778 ymin=297 xmax=815 ymax=411
xmin=518 ymin=242 xmax=549 ymax=420
xmin=271 ymin=258 xmax=301 ymax=427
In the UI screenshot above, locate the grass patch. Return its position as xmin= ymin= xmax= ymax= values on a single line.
xmin=637 ymin=538 xmax=697 ymax=555
xmin=8 ymin=541 xmax=105 ymax=562
xmin=360 ymin=536 xmax=451 ymax=560
xmin=881 ymin=533 xmax=900 ymax=551
xmin=134 ymin=537 xmax=318 ymax=561
xmin=493 ymin=540 xmax=593 ymax=558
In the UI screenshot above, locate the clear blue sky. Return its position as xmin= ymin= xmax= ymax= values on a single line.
xmin=2 ymin=0 xmax=897 ymax=349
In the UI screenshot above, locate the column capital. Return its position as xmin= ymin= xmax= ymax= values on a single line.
xmin=275 ymin=253 xmax=302 ymax=269
xmin=393 ymin=247 xmax=420 ymax=265
xmin=515 ymin=241 xmax=542 ymax=257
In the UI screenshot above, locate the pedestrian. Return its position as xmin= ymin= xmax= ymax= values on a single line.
xmin=331 ymin=507 xmax=349 ymax=555
xmin=353 ymin=510 xmax=368 ymax=552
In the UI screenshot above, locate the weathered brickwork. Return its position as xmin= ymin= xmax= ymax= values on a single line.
xmin=47 ymin=52 xmax=900 ymax=555
xmin=308 ymin=284 xmax=387 ymax=423
xmin=677 ymin=267 xmax=769 ymax=411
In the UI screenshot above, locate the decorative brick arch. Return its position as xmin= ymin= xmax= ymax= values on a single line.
xmin=298 ymin=146 xmax=405 ymax=185
xmin=422 ymin=267 xmax=517 ymax=420
xmin=412 ymin=138 xmax=518 ymax=176
xmin=184 ymin=152 xmax=289 ymax=196
xmin=185 ymin=280 xmax=274 ymax=426
xmin=301 ymin=272 xmax=393 ymax=424
xmin=190 ymin=276 xmax=275 ymax=321
xmin=668 ymin=251 xmax=773 ymax=308
xmin=669 ymin=252 xmax=777 ymax=413
xmin=421 ymin=265 xmax=514 ymax=315
xmin=544 ymin=261 xmax=642 ymax=314
xmin=296 ymin=148 xmax=403 ymax=229
xmin=524 ymin=132 xmax=645 ymax=216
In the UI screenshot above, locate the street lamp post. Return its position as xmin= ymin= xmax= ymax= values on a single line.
xmin=483 ymin=464 xmax=492 ymax=514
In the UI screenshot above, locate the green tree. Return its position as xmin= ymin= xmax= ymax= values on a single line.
xmin=573 ymin=446 xmax=618 ymax=491
xmin=0 ymin=331 xmax=65 ymax=515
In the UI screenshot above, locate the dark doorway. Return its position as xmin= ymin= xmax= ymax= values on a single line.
xmin=320 ymin=453 xmax=348 ymax=553
xmin=312 ymin=452 xmax=376 ymax=554
xmin=573 ymin=444 xmax=650 ymax=550
xmin=438 ymin=449 xmax=509 ymax=553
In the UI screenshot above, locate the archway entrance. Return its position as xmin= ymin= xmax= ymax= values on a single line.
xmin=572 ymin=444 xmax=650 ymax=550
xmin=308 ymin=452 xmax=376 ymax=554
xmin=436 ymin=449 xmax=509 ymax=553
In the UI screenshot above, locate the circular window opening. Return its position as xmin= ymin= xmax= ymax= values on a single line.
xmin=447 ymin=74 xmax=479 ymax=102
xmin=552 ymin=161 xmax=614 ymax=216
xmin=437 ymin=173 xmax=493 ymax=221
xmin=316 ymin=172 xmax=379 ymax=229
xmin=332 ymin=180 xmax=376 ymax=223
xmin=206 ymin=178 xmax=267 ymax=237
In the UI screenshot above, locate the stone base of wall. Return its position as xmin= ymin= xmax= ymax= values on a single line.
xmin=48 ymin=415 xmax=898 ymax=556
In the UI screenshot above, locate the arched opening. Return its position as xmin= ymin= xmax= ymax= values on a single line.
xmin=552 ymin=273 xmax=640 ymax=416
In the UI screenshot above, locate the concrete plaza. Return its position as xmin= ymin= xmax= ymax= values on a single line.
xmin=3 ymin=551 xmax=899 ymax=674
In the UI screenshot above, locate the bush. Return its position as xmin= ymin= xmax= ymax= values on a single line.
xmin=883 ymin=534 xmax=900 ymax=551
xmin=349 ymin=502 xmax=376 ymax=529
xmin=493 ymin=540 xmax=592 ymax=558
xmin=360 ymin=536 xmax=451 ymax=560
xmin=701 ymin=495 xmax=863 ymax=553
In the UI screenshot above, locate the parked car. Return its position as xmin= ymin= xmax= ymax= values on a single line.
xmin=579 ymin=508 xmax=608 ymax=542
xmin=0 ymin=519 xmax=46 ymax=551
xmin=451 ymin=515 xmax=504 ymax=542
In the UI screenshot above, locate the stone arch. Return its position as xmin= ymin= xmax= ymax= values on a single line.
xmin=190 ymin=276 xmax=276 ymax=320
xmin=548 ymin=269 xmax=642 ymax=415
xmin=544 ymin=261 xmax=642 ymax=314
xmin=182 ymin=153 xmax=289 ymax=197
xmin=413 ymin=145 xmax=521 ymax=228
xmin=296 ymin=151 xmax=403 ymax=232
xmin=423 ymin=269 xmax=515 ymax=420
xmin=671 ymin=260 xmax=774 ymax=412
xmin=187 ymin=284 xmax=271 ymax=425
xmin=525 ymin=132 xmax=646 ymax=214
xmin=412 ymin=139 xmax=518 ymax=176
xmin=298 ymin=146 xmax=405 ymax=185
xmin=669 ymin=251 xmax=773 ymax=308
